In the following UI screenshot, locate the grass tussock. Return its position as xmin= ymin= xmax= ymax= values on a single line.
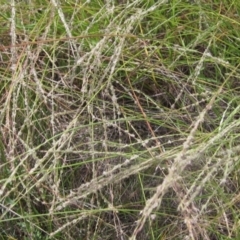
xmin=0 ymin=0 xmax=240 ymax=239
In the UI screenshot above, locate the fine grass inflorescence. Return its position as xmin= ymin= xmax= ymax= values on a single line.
xmin=0 ymin=0 xmax=240 ymax=239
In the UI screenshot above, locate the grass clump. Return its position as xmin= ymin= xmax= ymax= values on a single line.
xmin=0 ymin=0 xmax=240 ymax=239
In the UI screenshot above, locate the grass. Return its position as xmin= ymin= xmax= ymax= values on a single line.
xmin=0 ymin=0 xmax=240 ymax=239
